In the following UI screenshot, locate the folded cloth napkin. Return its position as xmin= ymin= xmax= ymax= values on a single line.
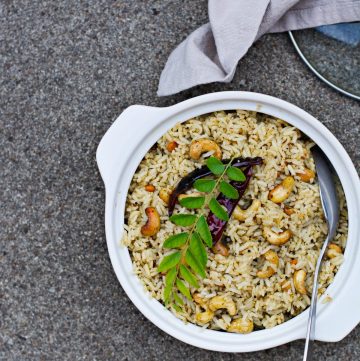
xmin=158 ymin=0 xmax=360 ymax=96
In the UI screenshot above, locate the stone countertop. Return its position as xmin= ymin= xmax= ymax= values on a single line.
xmin=1 ymin=1 xmax=359 ymax=360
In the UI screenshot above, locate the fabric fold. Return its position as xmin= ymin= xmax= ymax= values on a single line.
xmin=157 ymin=0 xmax=360 ymax=96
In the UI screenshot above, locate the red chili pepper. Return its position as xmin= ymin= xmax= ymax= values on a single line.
xmin=207 ymin=165 xmax=256 ymax=245
xmin=168 ymin=157 xmax=262 ymax=216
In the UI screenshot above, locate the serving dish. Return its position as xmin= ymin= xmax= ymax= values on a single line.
xmin=96 ymin=91 xmax=360 ymax=352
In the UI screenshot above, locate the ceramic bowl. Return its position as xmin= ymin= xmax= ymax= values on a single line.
xmin=96 ymin=92 xmax=360 ymax=352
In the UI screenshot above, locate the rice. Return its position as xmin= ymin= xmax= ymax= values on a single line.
xmin=123 ymin=110 xmax=348 ymax=331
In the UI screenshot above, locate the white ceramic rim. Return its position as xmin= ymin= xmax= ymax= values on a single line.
xmin=97 ymin=91 xmax=360 ymax=352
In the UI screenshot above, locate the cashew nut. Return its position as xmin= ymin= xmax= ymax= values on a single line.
xmin=284 ymin=207 xmax=295 ymax=216
xmin=196 ymin=310 xmax=215 ymax=324
xmin=145 ymin=184 xmax=155 ymax=192
xmin=269 ymin=176 xmax=295 ymax=203
xmin=281 ymin=280 xmax=291 ymax=291
xmin=212 ymin=241 xmax=229 ymax=257
xmin=193 ymin=293 xmax=208 ymax=308
xmin=178 ymin=192 xmax=202 ymax=201
xmin=159 ymin=189 xmax=170 ymax=205
xmin=293 ymin=270 xmax=307 ymax=295
xmin=233 ymin=199 xmax=261 ymax=221
xmin=326 ymin=243 xmax=342 ymax=259
xmin=297 ymin=168 xmax=315 ymax=182
xmin=228 ymin=318 xmax=254 ymax=334
xmin=256 ymin=250 xmax=279 ymax=278
xmin=189 ymin=138 xmax=222 ymax=160
xmin=263 ymin=227 xmax=292 ymax=246
xmin=208 ymin=295 xmax=237 ymax=316
xmin=194 ymin=294 xmax=215 ymax=324
xmin=140 ymin=207 xmax=161 ymax=236
xmin=166 ymin=141 xmax=178 ymax=152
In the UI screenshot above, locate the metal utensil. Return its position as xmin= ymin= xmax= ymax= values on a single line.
xmin=303 ymin=146 xmax=340 ymax=361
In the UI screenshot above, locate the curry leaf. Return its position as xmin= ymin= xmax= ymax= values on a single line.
xmin=172 ymin=303 xmax=183 ymax=313
xmin=164 ymin=267 xmax=177 ymax=303
xmin=176 ymin=279 xmax=192 ymax=300
xmin=169 ymin=214 xmax=197 ymax=227
xmin=227 ymin=166 xmax=246 ymax=182
xmin=162 ymin=155 xmax=258 ymax=308
xmin=209 ymin=198 xmax=229 ymax=221
xmin=163 ymin=232 xmax=188 ymax=248
xmin=206 ymin=157 xmax=225 ymax=175
xmin=194 ymin=179 xmax=216 ymax=193
xmin=220 ymin=181 xmax=239 ymax=199
xmin=179 ymin=196 xmax=205 ymax=209
xmin=158 ymin=251 xmax=181 ymax=273
xmin=164 ymin=289 xmax=171 ymax=305
xmin=189 ymin=232 xmax=207 ymax=268
xmin=185 ymin=249 xmax=206 ymax=278
xmin=173 ymin=292 xmax=184 ymax=306
xmin=165 ymin=267 xmax=177 ymax=287
xmin=196 ymin=215 xmax=213 ymax=247
xmin=180 ymin=265 xmax=199 ymax=288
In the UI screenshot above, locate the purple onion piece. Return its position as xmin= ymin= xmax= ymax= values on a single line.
xmin=207 ymin=166 xmax=255 ymax=245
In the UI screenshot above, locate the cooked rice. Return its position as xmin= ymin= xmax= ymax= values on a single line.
xmin=123 ymin=110 xmax=348 ymax=331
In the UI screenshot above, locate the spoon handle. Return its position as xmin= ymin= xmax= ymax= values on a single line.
xmin=303 ymin=232 xmax=331 ymax=361
xmin=304 ymin=146 xmax=340 ymax=360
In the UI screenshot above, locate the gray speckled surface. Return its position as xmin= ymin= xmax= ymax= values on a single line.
xmin=1 ymin=1 xmax=359 ymax=360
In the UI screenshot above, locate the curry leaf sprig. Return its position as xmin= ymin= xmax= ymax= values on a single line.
xmin=157 ymin=156 xmax=245 ymax=311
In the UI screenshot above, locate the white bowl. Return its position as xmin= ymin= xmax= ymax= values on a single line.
xmin=96 ymin=92 xmax=360 ymax=352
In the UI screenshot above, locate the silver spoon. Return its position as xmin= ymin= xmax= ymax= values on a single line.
xmin=303 ymin=145 xmax=340 ymax=361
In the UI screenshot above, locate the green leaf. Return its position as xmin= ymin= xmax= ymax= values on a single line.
xmin=180 ymin=265 xmax=199 ymax=288
xmin=163 ymin=232 xmax=188 ymax=248
xmin=179 ymin=196 xmax=205 ymax=209
xmin=226 ymin=166 xmax=246 ymax=182
xmin=170 ymin=214 xmax=197 ymax=227
xmin=209 ymin=198 xmax=229 ymax=221
xmin=185 ymin=249 xmax=206 ymax=278
xmin=164 ymin=267 xmax=177 ymax=303
xmin=196 ymin=215 xmax=213 ymax=247
xmin=220 ymin=181 xmax=239 ymax=199
xmin=206 ymin=157 xmax=225 ymax=175
xmin=173 ymin=292 xmax=184 ymax=306
xmin=194 ymin=179 xmax=216 ymax=193
xmin=158 ymin=251 xmax=181 ymax=273
xmin=176 ymin=279 xmax=192 ymax=300
xmin=172 ymin=303 xmax=183 ymax=313
xmin=165 ymin=267 xmax=177 ymax=287
xmin=164 ymin=293 xmax=171 ymax=306
xmin=189 ymin=233 xmax=207 ymax=268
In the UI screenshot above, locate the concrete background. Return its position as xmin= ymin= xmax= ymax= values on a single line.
xmin=1 ymin=1 xmax=359 ymax=360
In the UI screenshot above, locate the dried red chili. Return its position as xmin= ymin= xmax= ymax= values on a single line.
xmin=168 ymin=157 xmax=262 ymax=216
xmin=207 ymin=166 xmax=256 ymax=245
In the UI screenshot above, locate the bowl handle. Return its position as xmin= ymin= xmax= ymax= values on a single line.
xmin=315 ymin=273 xmax=360 ymax=341
xmin=96 ymin=105 xmax=164 ymax=189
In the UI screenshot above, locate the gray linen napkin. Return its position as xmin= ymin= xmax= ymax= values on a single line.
xmin=157 ymin=0 xmax=360 ymax=96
